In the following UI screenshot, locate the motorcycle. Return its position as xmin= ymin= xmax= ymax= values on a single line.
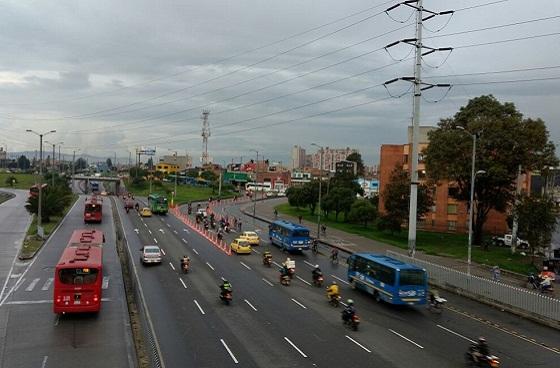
xmin=217 ymin=232 xmax=223 ymax=241
xmin=125 ymin=207 xmax=130 ymax=214
xmin=342 ymin=313 xmax=360 ymax=331
xmin=428 ymin=296 xmax=446 ymax=313
xmin=528 ymin=274 xmax=554 ymax=294
xmin=224 ymin=225 xmax=230 ymax=233
xmin=328 ymin=294 xmax=341 ymax=307
xmin=263 ymin=255 xmax=272 ymax=267
xmin=181 ymin=260 xmax=190 ymax=274
xmin=312 ymin=274 xmax=324 ymax=287
xmin=465 ymin=345 xmax=500 ymax=367
xmin=280 ymin=274 xmax=291 ymax=286
xmin=220 ymin=291 xmax=233 ymax=305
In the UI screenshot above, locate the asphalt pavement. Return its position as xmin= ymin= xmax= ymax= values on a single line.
xmin=0 ymin=194 xmax=135 ymax=368
xmin=111 ymin=195 xmax=559 ymax=367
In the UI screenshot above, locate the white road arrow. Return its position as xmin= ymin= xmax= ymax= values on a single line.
xmin=134 ymin=229 xmax=139 ymax=234
xmin=159 ymin=229 xmax=165 ymax=234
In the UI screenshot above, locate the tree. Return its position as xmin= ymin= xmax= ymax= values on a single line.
xmin=286 ymin=187 xmax=306 ymax=208
xmin=346 ymin=152 xmax=365 ymax=177
xmin=146 ymin=157 xmax=153 ymax=169
xmin=201 ymin=170 xmax=218 ymax=182
xmin=26 ymin=185 xmax=72 ymax=222
xmin=17 ymin=155 xmax=30 ymax=170
xmin=424 ymin=95 xmax=558 ymax=244
xmin=106 ymin=158 xmax=113 ymax=170
xmin=348 ymin=199 xmax=377 ymax=227
xmin=75 ymin=157 xmax=87 ymax=170
xmin=322 ymin=187 xmax=355 ymax=221
xmin=379 ymin=165 xmax=432 ymax=234
xmin=514 ymin=194 xmax=558 ymax=262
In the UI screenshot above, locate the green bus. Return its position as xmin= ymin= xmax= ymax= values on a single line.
xmin=148 ymin=193 xmax=168 ymax=215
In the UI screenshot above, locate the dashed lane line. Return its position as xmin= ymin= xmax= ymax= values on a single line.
xmin=153 ymin=238 xmax=158 ymax=244
xmin=388 ymin=329 xmax=424 ymax=349
xmin=296 ymin=276 xmax=311 ymax=286
xmin=102 ymin=276 xmax=109 ymax=289
xmin=25 ymin=278 xmax=40 ymax=292
xmin=331 ymin=274 xmax=350 ymax=285
xmin=173 ymin=230 xmax=178 ymax=234
xmin=192 ymin=248 xmax=199 ymax=255
xmin=148 ymin=229 xmax=152 ymax=234
xmin=291 ymin=298 xmax=307 ymax=309
xmin=262 ymin=278 xmax=274 ymax=287
xmin=244 ymin=299 xmax=258 ymax=311
xmin=437 ymin=324 xmax=475 ymax=344
xmin=182 ymin=238 xmax=188 ymax=244
xmin=303 ymin=260 xmax=316 ymax=268
xmin=220 ymin=339 xmax=239 ymax=364
xmin=206 ymin=262 xmax=215 ymax=271
xmin=41 ymin=278 xmax=54 ymax=291
xmin=179 ymin=278 xmax=187 ymax=289
xmin=160 ymin=248 xmax=166 ymax=256
xmin=193 ymin=299 xmax=205 ymax=315
xmin=345 ymin=335 xmax=372 ymax=353
xmin=239 ymin=261 xmax=252 ymax=270
xmin=169 ymin=262 xmax=175 ymax=271
xmin=284 ymin=337 xmax=308 ymax=358
xmin=252 ymin=249 xmax=260 ymax=254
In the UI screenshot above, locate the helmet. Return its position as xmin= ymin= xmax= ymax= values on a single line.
xmin=478 ymin=337 xmax=486 ymax=343
xmin=347 ymin=299 xmax=354 ymax=305
xmin=315 ymin=265 xmax=320 ymax=269
xmin=331 ymin=281 xmax=337 ymax=285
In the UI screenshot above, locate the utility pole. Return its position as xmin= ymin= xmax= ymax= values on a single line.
xmin=311 ymin=143 xmax=324 ymax=239
xmin=250 ymin=149 xmax=259 ymax=225
xmin=384 ymin=0 xmax=453 ymax=257
xmin=511 ymin=164 xmax=522 ymax=254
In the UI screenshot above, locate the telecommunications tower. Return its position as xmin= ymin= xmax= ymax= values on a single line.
xmin=201 ymin=110 xmax=210 ymax=165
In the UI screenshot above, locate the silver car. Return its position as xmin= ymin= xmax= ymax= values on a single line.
xmin=141 ymin=245 xmax=162 ymax=265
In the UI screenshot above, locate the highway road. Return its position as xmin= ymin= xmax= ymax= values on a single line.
xmin=0 ymin=194 xmax=135 ymax=368
xmin=117 ymin=197 xmax=559 ymax=368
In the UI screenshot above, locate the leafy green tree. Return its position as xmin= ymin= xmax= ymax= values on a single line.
xmin=514 ymin=194 xmax=558 ymax=262
xmin=379 ymin=165 xmax=432 ymax=234
xmin=348 ymin=199 xmax=377 ymax=227
xmin=106 ymin=158 xmax=113 ymax=170
xmin=286 ymin=187 xmax=305 ymax=208
xmin=26 ymin=185 xmax=72 ymax=222
xmin=346 ymin=152 xmax=365 ymax=177
xmin=17 ymin=155 xmax=30 ymax=170
xmin=75 ymin=157 xmax=87 ymax=170
xmin=322 ymin=187 xmax=355 ymax=221
xmin=201 ymin=170 xmax=218 ymax=182
xmin=424 ymin=95 xmax=558 ymax=244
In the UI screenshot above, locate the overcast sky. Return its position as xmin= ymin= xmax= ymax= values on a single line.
xmin=0 ymin=0 xmax=558 ymax=166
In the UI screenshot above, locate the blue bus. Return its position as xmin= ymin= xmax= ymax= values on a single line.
xmin=347 ymin=253 xmax=428 ymax=306
xmin=268 ymin=220 xmax=311 ymax=252
xmin=90 ymin=181 xmax=99 ymax=192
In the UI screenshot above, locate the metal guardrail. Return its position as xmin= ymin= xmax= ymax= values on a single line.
xmin=386 ymin=250 xmax=560 ymax=323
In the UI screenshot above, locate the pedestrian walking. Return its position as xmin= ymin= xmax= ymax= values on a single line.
xmin=238 ymin=220 xmax=242 ymax=231
xmin=274 ymin=209 xmax=278 ymax=219
xmin=298 ymin=215 xmax=302 ymax=224
xmin=492 ymin=265 xmax=501 ymax=282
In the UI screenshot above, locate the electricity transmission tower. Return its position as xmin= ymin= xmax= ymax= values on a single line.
xmin=201 ymin=110 xmax=211 ymax=166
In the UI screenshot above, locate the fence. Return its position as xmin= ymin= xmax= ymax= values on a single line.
xmin=386 ymin=250 xmax=560 ymax=324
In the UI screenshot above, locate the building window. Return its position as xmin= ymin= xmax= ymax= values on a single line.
xmin=447 ymin=204 xmax=458 ymax=214
xmin=448 ymin=186 xmax=459 ymax=197
xmin=447 ymin=221 xmax=457 ymax=231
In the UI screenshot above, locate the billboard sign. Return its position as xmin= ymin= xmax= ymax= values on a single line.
xmin=138 ymin=147 xmax=156 ymax=156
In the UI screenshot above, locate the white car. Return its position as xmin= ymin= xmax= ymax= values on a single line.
xmin=141 ymin=245 xmax=162 ymax=264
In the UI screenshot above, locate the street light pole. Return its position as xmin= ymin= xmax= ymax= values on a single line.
xmin=26 ymin=129 xmax=56 ymax=238
xmin=312 ymin=143 xmax=323 ymax=239
xmin=467 ymin=133 xmax=477 ymax=275
xmin=250 ymin=149 xmax=259 ymax=225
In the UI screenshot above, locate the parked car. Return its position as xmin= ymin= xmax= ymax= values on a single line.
xmin=493 ymin=234 xmax=529 ymax=249
xmin=140 ymin=207 xmax=152 ymax=217
xmin=140 ymin=245 xmax=162 ymax=264
xmin=230 ymin=239 xmax=252 ymax=254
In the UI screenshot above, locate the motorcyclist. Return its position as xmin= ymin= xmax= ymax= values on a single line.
xmin=280 ymin=264 xmax=290 ymax=278
xmin=134 ymin=202 xmax=139 ymax=211
xmin=342 ymin=299 xmax=356 ymax=322
xmin=330 ymin=248 xmax=339 ymax=263
xmin=220 ymin=280 xmax=232 ymax=297
xmin=180 ymin=256 xmax=190 ymax=269
xmin=312 ymin=265 xmax=323 ymax=281
xmin=263 ymin=250 xmax=272 ymax=263
xmin=470 ymin=337 xmax=490 ymax=363
xmin=217 ymin=229 xmax=224 ymax=241
xmin=326 ymin=281 xmax=339 ymax=300
xmin=540 ymin=276 xmax=553 ymax=292
xmin=284 ymin=257 xmax=295 ymax=273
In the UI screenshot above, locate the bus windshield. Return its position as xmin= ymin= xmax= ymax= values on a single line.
xmin=85 ymin=204 xmax=102 ymax=212
xmin=58 ymin=268 xmax=99 ymax=285
xmin=399 ymin=270 xmax=425 ymax=286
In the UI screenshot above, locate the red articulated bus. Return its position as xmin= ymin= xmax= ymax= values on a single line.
xmin=53 ymin=229 xmax=105 ymax=314
xmin=84 ymin=196 xmax=103 ymax=223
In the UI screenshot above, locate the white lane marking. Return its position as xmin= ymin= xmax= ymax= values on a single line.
xmin=193 ymin=299 xmax=205 ymax=315
xmin=159 ymin=228 xmax=165 ymax=233
xmin=284 ymin=337 xmax=308 ymax=358
xmin=169 ymin=262 xmax=175 ymax=271
xmin=206 ymin=262 xmax=215 ymax=271
xmin=41 ymin=355 xmax=48 ymax=368
xmin=296 ymin=276 xmax=311 ymax=286
xmin=239 ymin=261 xmax=252 ymax=270
xmin=437 ymin=325 xmax=476 ymax=344
xmin=148 ymin=229 xmax=152 ymax=234
xmin=192 ymin=248 xmax=199 ymax=255
xmin=340 ymin=301 xmax=348 ymax=307
xmin=183 ymin=229 xmax=190 ymax=234
xmin=25 ymin=278 xmax=40 ymax=292
xmin=102 ymin=276 xmax=109 ymax=289
xmin=388 ymin=329 xmax=424 ymax=349
xmin=291 ymin=298 xmax=307 ymax=309
xmin=220 ymin=339 xmax=239 ymax=364
xmin=6 ymin=298 xmax=111 ymax=305
xmin=153 ymin=238 xmax=158 ymax=244
xmin=41 ymin=278 xmax=54 ymax=291
xmin=181 ymin=238 xmax=188 ymax=244
xmin=179 ymin=278 xmax=187 ymax=289
xmin=173 ymin=230 xmax=178 ymax=234
xmin=304 ymin=260 xmax=316 ymax=268
xmin=252 ymin=249 xmax=260 ymax=254
xmin=13 ymin=278 xmax=25 ymax=292
xmin=166 ymin=223 xmax=171 ymax=228
xmin=244 ymin=299 xmax=258 ymax=311
xmin=331 ymin=274 xmax=350 ymax=285
xmin=272 ymin=261 xmax=282 ymax=268
xmin=161 ymin=249 xmax=166 ymax=256
xmin=262 ymin=278 xmax=274 ymax=287
xmin=143 ymin=223 xmax=148 ymax=228
xmin=134 ymin=228 xmax=139 ymax=234
xmin=345 ymin=335 xmax=372 ymax=353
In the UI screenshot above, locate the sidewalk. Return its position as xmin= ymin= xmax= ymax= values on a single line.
xmin=243 ymin=198 xmax=558 ymax=297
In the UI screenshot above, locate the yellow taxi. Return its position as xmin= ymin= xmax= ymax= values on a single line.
xmin=238 ymin=231 xmax=260 ymax=246
xmin=140 ymin=207 xmax=152 ymax=217
xmin=230 ymin=238 xmax=252 ymax=254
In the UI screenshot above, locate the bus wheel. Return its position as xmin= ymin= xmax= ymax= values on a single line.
xmin=374 ymin=291 xmax=381 ymax=303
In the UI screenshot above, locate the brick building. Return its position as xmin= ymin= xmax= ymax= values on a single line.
xmin=378 ymin=126 xmax=516 ymax=235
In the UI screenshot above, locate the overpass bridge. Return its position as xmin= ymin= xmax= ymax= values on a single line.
xmin=71 ymin=175 xmax=122 ymax=194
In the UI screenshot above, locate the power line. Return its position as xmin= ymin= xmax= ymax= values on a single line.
xmin=454 ymin=32 xmax=560 ymax=49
